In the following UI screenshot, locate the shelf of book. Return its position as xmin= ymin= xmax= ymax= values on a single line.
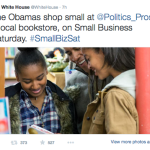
xmin=5 ymin=47 xmax=18 ymax=87
xmin=5 ymin=47 xmax=18 ymax=79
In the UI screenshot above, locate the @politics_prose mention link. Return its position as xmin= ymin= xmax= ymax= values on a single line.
xmin=97 ymin=13 xmax=150 ymax=21
xmin=30 ymin=35 xmax=80 ymax=42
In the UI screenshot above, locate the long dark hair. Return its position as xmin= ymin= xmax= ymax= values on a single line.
xmin=14 ymin=47 xmax=47 ymax=74
xmin=94 ymin=47 xmax=135 ymax=72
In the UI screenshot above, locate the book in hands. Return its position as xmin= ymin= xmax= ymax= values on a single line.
xmin=26 ymin=125 xmax=54 ymax=134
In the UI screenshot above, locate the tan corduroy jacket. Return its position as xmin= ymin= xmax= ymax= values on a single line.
xmin=81 ymin=87 xmax=139 ymax=134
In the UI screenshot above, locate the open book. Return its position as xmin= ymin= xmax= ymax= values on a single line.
xmin=26 ymin=125 xmax=54 ymax=134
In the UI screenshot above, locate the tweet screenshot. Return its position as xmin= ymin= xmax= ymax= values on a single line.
xmin=1 ymin=0 xmax=150 ymax=150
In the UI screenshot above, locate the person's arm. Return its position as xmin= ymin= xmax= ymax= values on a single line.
xmin=104 ymin=91 xmax=137 ymax=134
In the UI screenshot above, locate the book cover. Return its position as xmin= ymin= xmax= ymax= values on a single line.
xmin=26 ymin=125 xmax=54 ymax=134
xmin=0 ymin=97 xmax=11 ymax=134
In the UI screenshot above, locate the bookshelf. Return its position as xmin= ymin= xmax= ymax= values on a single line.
xmin=5 ymin=47 xmax=18 ymax=87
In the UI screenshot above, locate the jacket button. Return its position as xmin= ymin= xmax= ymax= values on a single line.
xmin=87 ymin=117 xmax=90 ymax=120
xmin=96 ymin=110 xmax=98 ymax=113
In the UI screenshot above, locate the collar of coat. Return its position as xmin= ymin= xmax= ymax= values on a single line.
xmin=5 ymin=80 xmax=73 ymax=134
xmin=5 ymin=80 xmax=70 ymax=101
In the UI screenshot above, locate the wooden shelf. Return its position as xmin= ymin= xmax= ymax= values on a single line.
xmin=5 ymin=57 xmax=15 ymax=59
xmin=47 ymin=72 xmax=65 ymax=90
xmin=5 ymin=77 xmax=16 ymax=80
xmin=0 ymin=48 xmax=5 ymax=97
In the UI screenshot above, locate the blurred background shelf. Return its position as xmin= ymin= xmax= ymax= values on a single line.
xmin=5 ymin=77 xmax=16 ymax=80
xmin=5 ymin=57 xmax=15 ymax=59
xmin=47 ymin=72 xmax=65 ymax=90
xmin=5 ymin=47 xmax=18 ymax=87
xmin=0 ymin=48 xmax=5 ymax=96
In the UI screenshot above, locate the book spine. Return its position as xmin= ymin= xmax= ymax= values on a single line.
xmin=5 ymin=59 xmax=9 ymax=78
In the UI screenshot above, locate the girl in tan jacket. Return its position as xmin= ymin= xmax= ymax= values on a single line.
xmin=81 ymin=48 xmax=139 ymax=134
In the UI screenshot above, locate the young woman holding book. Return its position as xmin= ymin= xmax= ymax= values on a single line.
xmin=5 ymin=48 xmax=77 ymax=134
